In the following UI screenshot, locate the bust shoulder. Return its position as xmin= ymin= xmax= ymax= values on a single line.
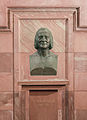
xmin=30 ymin=51 xmax=58 ymax=59
xmin=30 ymin=52 xmax=39 ymax=58
xmin=49 ymin=51 xmax=57 ymax=57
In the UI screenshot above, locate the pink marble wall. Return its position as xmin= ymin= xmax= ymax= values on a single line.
xmin=0 ymin=0 xmax=87 ymax=120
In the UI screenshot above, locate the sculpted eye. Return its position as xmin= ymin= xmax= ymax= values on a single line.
xmin=45 ymin=36 xmax=47 ymax=39
xmin=39 ymin=36 xmax=43 ymax=39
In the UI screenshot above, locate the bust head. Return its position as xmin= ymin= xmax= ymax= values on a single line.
xmin=34 ymin=28 xmax=53 ymax=50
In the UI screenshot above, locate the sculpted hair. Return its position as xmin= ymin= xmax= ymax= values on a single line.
xmin=34 ymin=28 xmax=53 ymax=50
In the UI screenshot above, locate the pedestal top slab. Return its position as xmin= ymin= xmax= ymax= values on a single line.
xmin=18 ymin=79 xmax=69 ymax=86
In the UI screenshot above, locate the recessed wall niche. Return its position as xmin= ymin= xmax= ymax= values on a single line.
xmin=19 ymin=19 xmax=66 ymax=80
xmin=13 ymin=7 xmax=75 ymax=120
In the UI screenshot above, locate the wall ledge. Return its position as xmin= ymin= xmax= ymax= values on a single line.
xmin=18 ymin=79 xmax=69 ymax=86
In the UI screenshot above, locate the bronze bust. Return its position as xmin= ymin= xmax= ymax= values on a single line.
xmin=29 ymin=28 xmax=58 ymax=75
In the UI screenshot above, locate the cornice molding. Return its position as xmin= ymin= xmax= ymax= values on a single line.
xmin=0 ymin=7 xmax=87 ymax=32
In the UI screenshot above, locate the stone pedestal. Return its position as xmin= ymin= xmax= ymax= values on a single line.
xmin=18 ymin=79 xmax=69 ymax=120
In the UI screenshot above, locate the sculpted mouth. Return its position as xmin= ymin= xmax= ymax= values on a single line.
xmin=40 ymin=41 xmax=48 ymax=44
xmin=40 ymin=44 xmax=48 ymax=46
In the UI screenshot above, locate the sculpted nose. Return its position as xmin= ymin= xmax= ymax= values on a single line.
xmin=42 ymin=36 xmax=46 ymax=41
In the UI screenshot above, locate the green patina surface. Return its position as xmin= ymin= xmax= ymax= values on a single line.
xmin=29 ymin=28 xmax=58 ymax=75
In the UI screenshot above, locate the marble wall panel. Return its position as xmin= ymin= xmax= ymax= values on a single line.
xmin=75 ymin=73 xmax=87 ymax=90
xmin=0 ymin=53 xmax=13 ymax=73
xmin=74 ymin=92 xmax=87 ymax=110
xmin=74 ymin=32 xmax=87 ymax=52
xmin=0 ymin=73 xmax=13 ymax=92
xmin=75 ymin=110 xmax=87 ymax=120
xmin=0 ymin=92 xmax=13 ymax=110
xmin=75 ymin=53 xmax=87 ymax=72
xmin=0 ymin=110 xmax=13 ymax=120
xmin=20 ymin=20 xmax=65 ymax=53
xmin=0 ymin=33 xmax=13 ymax=53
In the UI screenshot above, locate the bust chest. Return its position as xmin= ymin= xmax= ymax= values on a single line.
xmin=29 ymin=52 xmax=58 ymax=75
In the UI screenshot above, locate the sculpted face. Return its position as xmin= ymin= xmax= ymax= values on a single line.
xmin=34 ymin=28 xmax=53 ymax=50
xmin=38 ymin=31 xmax=50 ymax=49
